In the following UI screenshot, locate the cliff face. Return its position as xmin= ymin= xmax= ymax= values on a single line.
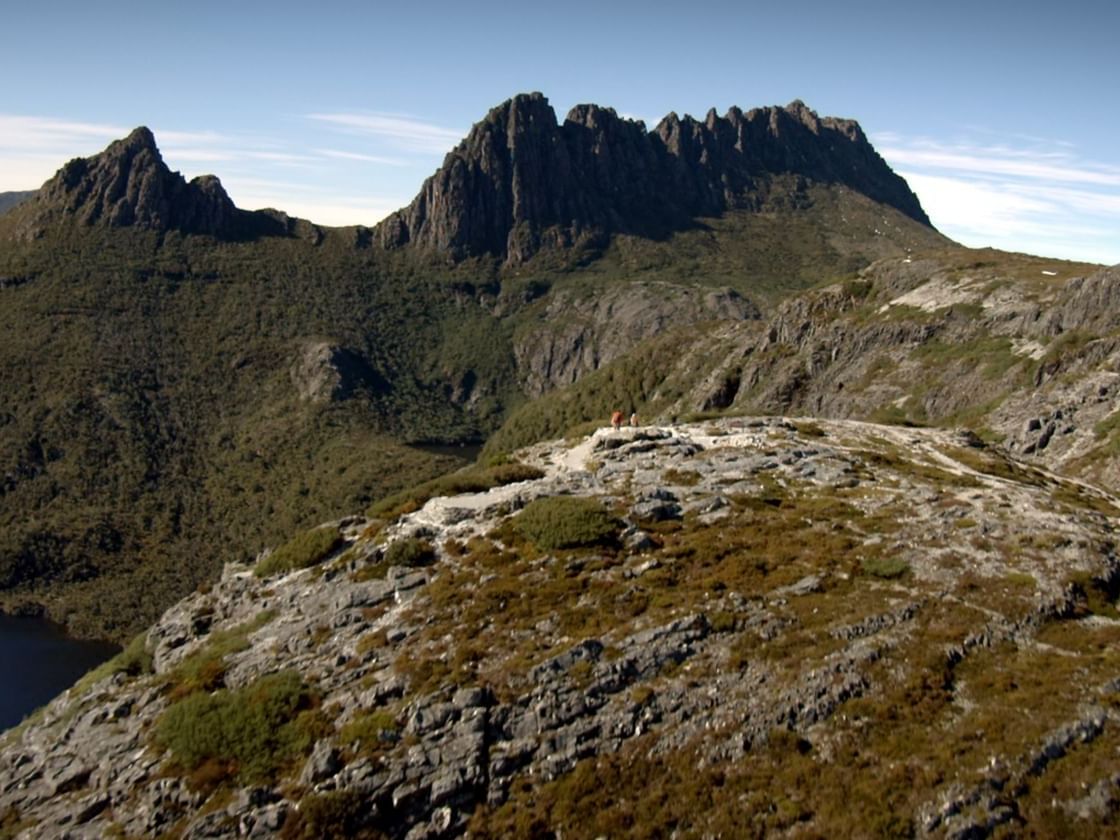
xmin=18 ymin=127 xmax=239 ymax=239
xmin=513 ymin=282 xmax=758 ymax=397
xmin=377 ymin=93 xmax=931 ymax=264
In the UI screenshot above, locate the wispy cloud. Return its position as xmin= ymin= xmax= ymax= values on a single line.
xmin=244 ymin=150 xmax=318 ymax=166
xmin=306 ymin=112 xmax=464 ymax=154
xmin=0 ymin=115 xmax=137 ymax=187
xmin=315 ymin=148 xmax=410 ymax=167
xmin=875 ymin=133 xmax=1120 ymax=265
xmin=880 ymin=142 xmax=1120 ymax=188
xmin=160 ymin=148 xmax=237 ymax=163
xmin=0 ymin=115 xmax=131 ymax=153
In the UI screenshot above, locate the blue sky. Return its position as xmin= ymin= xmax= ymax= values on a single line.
xmin=2 ymin=0 xmax=1116 ymax=264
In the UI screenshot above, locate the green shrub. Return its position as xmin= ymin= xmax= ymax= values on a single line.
xmin=384 ymin=538 xmax=435 ymax=568
xmin=708 ymin=611 xmax=737 ymax=633
xmin=255 ymin=526 xmax=343 ymax=578
xmin=351 ymin=560 xmax=390 ymax=582
xmin=72 ymin=631 xmax=153 ymax=696
xmin=514 ymin=496 xmax=618 ymax=550
xmin=337 ymin=708 xmax=399 ymax=748
xmin=1069 ymin=571 xmax=1120 ymax=619
xmin=841 ymin=278 xmax=873 ymax=300
xmin=367 ymin=463 xmax=544 ymax=520
xmin=280 ymin=791 xmax=370 ymax=840
xmin=793 ymin=420 xmax=827 ymax=438
xmin=485 ymin=463 xmax=546 ymax=484
xmin=166 ymin=610 xmax=277 ymax=696
xmin=154 ymin=669 xmax=322 ymax=784
xmin=860 ymin=556 xmax=910 ymax=580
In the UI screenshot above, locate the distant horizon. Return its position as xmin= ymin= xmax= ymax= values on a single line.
xmin=3 ymin=1 xmax=1115 ymax=265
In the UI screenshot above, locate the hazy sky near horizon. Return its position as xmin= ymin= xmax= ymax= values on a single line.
xmin=2 ymin=0 xmax=1116 ymax=264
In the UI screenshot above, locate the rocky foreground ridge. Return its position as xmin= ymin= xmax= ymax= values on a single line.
xmin=3 ymin=417 xmax=1120 ymax=837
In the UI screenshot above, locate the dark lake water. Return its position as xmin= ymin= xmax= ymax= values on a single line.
xmin=0 ymin=614 xmax=119 ymax=731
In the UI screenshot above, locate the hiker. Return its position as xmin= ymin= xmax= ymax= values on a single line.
xmin=611 ymin=410 xmax=623 ymax=430
xmin=630 ymin=412 xmax=639 ymax=427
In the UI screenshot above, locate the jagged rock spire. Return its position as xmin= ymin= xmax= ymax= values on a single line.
xmin=376 ymin=93 xmax=931 ymax=264
xmin=26 ymin=126 xmax=238 ymax=237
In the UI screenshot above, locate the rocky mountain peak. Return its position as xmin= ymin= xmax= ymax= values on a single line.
xmin=502 ymin=90 xmax=556 ymax=131
xmin=564 ymin=102 xmax=622 ymax=130
xmin=22 ymin=126 xmax=238 ymax=238
xmin=375 ymin=92 xmax=933 ymax=265
xmin=120 ymin=124 xmax=159 ymax=151
xmin=782 ymin=98 xmax=820 ymax=132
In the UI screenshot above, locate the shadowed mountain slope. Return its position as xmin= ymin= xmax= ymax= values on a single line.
xmin=0 ymin=191 xmax=36 ymax=217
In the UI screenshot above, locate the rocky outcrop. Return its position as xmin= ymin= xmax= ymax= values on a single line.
xmin=1041 ymin=264 xmax=1120 ymax=336
xmin=3 ymin=418 xmax=1120 ymax=837
xmin=291 ymin=342 xmax=389 ymax=403
xmin=376 ymin=92 xmax=933 ymax=264
xmin=22 ymin=128 xmax=238 ymax=237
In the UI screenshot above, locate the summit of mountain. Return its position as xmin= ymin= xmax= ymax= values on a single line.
xmin=12 ymin=126 xmax=237 ymax=238
xmin=376 ymin=92 xmax=934 ymax=264
xmin=3 ymin=127 xmax=319 ymax=242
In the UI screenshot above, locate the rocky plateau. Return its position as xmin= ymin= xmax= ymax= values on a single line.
xmin=3 ymin=417 xmax=1119 ymax=837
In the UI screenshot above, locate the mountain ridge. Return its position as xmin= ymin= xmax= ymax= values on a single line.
xmin=376 ymin=92 xmax=933 ymax=264
xmin=4 ymin=93 xmax=933 ymax=265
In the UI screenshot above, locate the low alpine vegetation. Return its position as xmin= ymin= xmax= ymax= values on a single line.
xmin=514 ymin=496 xmax=618 ymax=551
xmin=384 ymin=537 xmax=436 ymax=568
xmin=154 ymin=669 xmax=327 ymax=787
xmin=367 ymin=462 xmax=545 ymax=521
xmin=859 ymin=556 xmax=910 ymax=580
xmin=256 ymin=526 xmax=343 ymax=578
